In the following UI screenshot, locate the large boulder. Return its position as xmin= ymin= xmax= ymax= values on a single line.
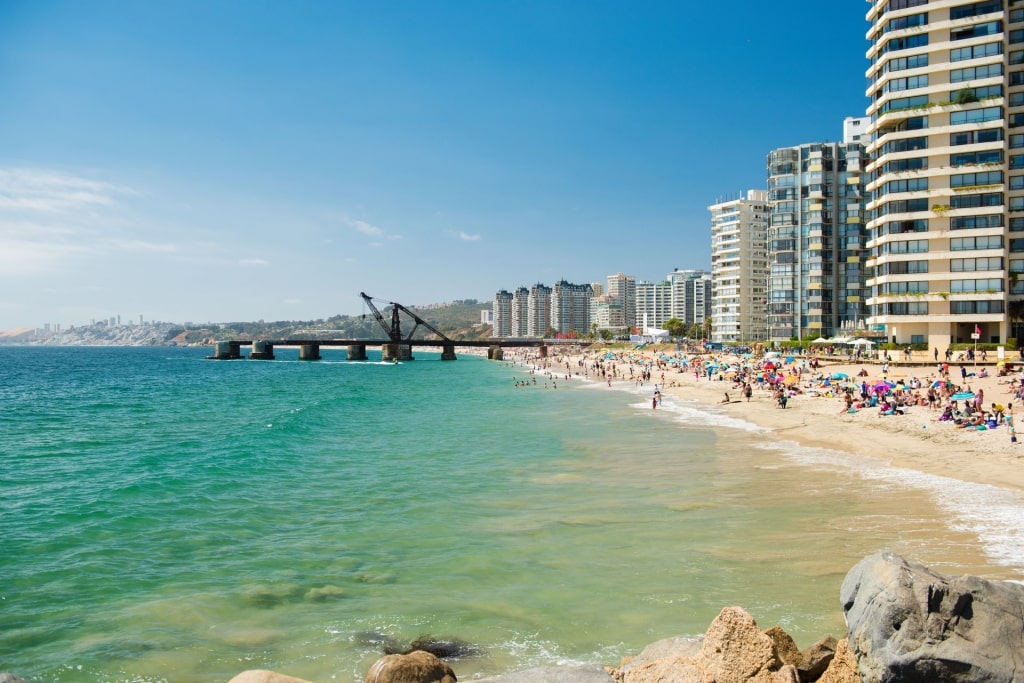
xmin=841 ymin=551 xmax=1024 ymax=682
xmin=364 ymin=650 xmax=457 ymax=683
xmin=614 ymin=606 xmax=799 ymax=683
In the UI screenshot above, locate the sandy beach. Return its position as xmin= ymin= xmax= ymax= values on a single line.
xmin=534 ymin=345 xmax=1024 ymax=495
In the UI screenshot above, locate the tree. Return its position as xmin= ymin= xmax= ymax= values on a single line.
xmin=664 ymin=317 xmax=685 ymax=338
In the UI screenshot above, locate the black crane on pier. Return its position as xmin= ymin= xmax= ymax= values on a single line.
xmin=360 ymin=292 xmax=452 ymax=344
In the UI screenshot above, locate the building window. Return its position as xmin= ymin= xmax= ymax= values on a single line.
xmin=885 ymin=54 xmax=929 ymax=72
xmin=951 ymin=21 xmax=1002 ymax=42
xmin=887 ymin=0 xmax=926 ymax=10
xmin=952 ymin=129 xmax=1003 ymax=146
xmin=886 ymin=239 xmax=929 ymax=254
xmin=950 ymin=192 xmax=1003 ymax=209
xmin=951 ymin=171 xmax=1002 ymax=187
xmin=951 ymin=42 xmax=1002 ymax=61
xmin=951 ymin=1 xmax=1003 ymax=20
xmin=887 ymin=33 xmax=929 ymax=52
xmin=951 ymin=236 xmax=1003 ymax=250
xmin=950 ymin=107 xmax=1002 ymax=125
xmin=951 ymin=257 xmax=1003 ymax=272
xmin=951 ymin=300 xmax=1004 ymax=314
xmin=951 ymin=214 xmax=1003 ymax=230
xmin=950 ymin=279 xmax=1003 ymax=292
xmin=951 ymin=150 xmax=1003 ymax=166
xmin=951 ymin=64 xmax=1003 ymax=82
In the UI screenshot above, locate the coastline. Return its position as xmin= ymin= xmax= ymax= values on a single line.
xmin=550 ymin=346 xmax=1024 ymax=495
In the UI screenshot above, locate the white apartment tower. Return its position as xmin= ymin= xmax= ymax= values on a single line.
xmin=865 ymin=0 xmax=1024 ymax=347
xmin=667 ymin=268 xmax=713 ymax=330
xmin=492 ymin=290 xmax=513 ymax=337
xmin=709 ymin=190 xmax=770 ymax=342
xmin=511 ymin=287 xmax=529 ymax=337
xmin=635 ymin=280 xmax=673 ymax=331
xmin=527 ymin=283 xmax=552 ymax=337
xmin=606 ymin=272 xmax=637 ymax=329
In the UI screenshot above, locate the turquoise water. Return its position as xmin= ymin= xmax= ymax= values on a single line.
xmin=2 ymin=346 xmax=1022 ymax=683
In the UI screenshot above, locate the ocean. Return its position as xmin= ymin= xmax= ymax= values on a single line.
xmin=2 ymin=345 xmax=1022 ymax=683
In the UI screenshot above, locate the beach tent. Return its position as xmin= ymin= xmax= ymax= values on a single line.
xmin=851 ymin=338 xmax=874 ymax=347
xmin=951 ymin=391 xmax=975 ymax=401
xmin=810 ymin=337 xmax=829 ymax=344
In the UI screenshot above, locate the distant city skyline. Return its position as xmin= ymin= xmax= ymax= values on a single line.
xmin=0 ymin=1 xmax=868 ymax=330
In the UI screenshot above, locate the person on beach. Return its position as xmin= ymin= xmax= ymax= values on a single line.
xmin=721 ymin=392 xmax=730 ymax=404
xmin=744 ymin=384 xmax=752 ymax=402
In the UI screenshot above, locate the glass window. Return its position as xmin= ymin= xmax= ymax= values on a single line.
xmin=951 ymin=214 xmax=1003 ymax=230
xmin=950 ymin=107 xmax=1002 ymax=125
xmin=951 ymin=171 xmax=1002 ymax=187
xmin=951 ymin=236 xmax=1004 ymax=250
xmin=951 ymin=21 xmax=1002 ymax=42
xmin=951 ymin=64 xmax=1003 ymax=82
xmin=951 ymin=1 xmax=1002 ymax=20
xmin=951 ymin=42 xmax=1002 ymax=61
xmin=951 ymin=129 xmax=1002 ymax=146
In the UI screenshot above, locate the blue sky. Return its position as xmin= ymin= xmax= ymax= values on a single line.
xmin=0 ymin=1 xmax=869 ymax=329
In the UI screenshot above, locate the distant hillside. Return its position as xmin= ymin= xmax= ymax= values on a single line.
xmin=2 ymin=299 xmax=495 ymax=346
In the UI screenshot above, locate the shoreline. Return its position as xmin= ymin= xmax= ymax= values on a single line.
xmin=510 ymin=346 xmax=1024 ymax=495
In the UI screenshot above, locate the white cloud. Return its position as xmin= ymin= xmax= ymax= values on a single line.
xmin=0 ymin=168 xmax=132 ymax=213
xmin=456 ymin=231 xmax=481 ymax=242
xmin=239 ymin=258 xmax=269 ymax=266
xmin=338 ymin=216 xmax=402 ymax=242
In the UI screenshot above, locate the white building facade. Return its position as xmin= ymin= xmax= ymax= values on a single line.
xmin=709 ymin=190 xmax=770 ymax=342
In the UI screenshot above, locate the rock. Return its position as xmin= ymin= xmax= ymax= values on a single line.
xmin=841 ymin=551 xmax=1024 ymax=682
xmin=814 ymin=639 xmax=859 ymax=683
xmin=615 ymin=606 xmax=800 ymax=683
xmin=472 ymin=665 xmax=616 ymax=682
xmin=615 ymin=635 xmax=702 ymax=675
xmin=0 ymin=674 xmax=31 ymax=683
xmin=364 ymin=650 xmax=457 ymax=683
xmin=384 ymin=635 xmax=481 ymax=659
xmin=765 ymin=626 xmax=803 ymax=669
xmin=228 ymin=671 xmax=317 ymax=683
xmin=798 ymin=635 xmax=837 ymax=682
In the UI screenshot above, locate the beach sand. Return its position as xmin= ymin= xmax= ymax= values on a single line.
xmin=541 ymin=346 xmax=1024 ymax=495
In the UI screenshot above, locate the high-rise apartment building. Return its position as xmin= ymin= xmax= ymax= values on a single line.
xmin=492 ymin=290 xmax=513 ymax=337
xmin=527 ymin=283 xmax=552 ymax=337
xmin=606 ymin=272 xmax=637 ymax=329
xmin=709 ymin=190 xmax=770 ymax=342
xmin=550 ymin=280 xmax=593 ymax=336
xmin=512 ymin=287 xmax=529 ymax=337
xmin=667 ymin=268 xmax=713 ymax=330
xmin=636 ymin=279 xmax=673 ymax=331
xmin=865 ymin=0 xmax=1024 ymax=346
xmin=766 ymin=137 xmax=869 ymax=341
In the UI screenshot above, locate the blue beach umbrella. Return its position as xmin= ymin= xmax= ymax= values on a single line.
xmin=831 ymin=372 xmax=849 ymax=380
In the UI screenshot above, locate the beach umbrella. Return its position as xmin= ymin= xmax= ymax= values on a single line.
xmin=931 ymin=380 xmax=944 ymax=387
xmin=951 ymin=391 xmax=975 ymax=401
xmin=785 ymin=356 xmax=795 ymax=364
xmin=831 ymin=372 xmax=849 ymax=380
xmin=784 ymin=375 xmax=800 ymax=385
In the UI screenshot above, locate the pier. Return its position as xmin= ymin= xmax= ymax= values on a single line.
xmin=206 ymin=293 xmax=587 ymax=361
xmin=206 ymin=338 xmax=556 ymax=361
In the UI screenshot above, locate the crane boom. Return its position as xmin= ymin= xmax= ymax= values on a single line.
xmin=360 ymin=292 xmax=452 ymax=343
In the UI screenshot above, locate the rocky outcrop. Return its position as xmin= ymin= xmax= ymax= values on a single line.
xmin=0 ymin=674 xmax=30 ymax=683
xmin=363 ymin=650 xmax=457 ymax=683
xmin=612 ymin=606 xmax=802 ymax=683
xmin=841 ymin=551 xmax=1024 ymax=682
